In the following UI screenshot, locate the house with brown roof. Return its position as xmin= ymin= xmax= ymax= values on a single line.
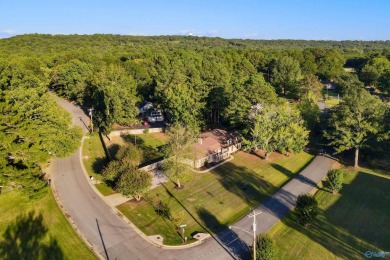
xmin=193 ymin=129 xmax=241 ymax=169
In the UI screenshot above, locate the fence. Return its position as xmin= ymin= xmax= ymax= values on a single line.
xmin=109 ymin=127 xmax=164 ymax=139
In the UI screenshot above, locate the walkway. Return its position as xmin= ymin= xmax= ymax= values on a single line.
xmin=51 ymin=95 xmax=333 ymax=259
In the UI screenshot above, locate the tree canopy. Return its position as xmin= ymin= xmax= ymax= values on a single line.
xmin=325 ymin=88 xmax=385 ymax=168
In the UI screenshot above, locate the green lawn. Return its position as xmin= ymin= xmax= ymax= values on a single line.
xmin=117 ymin=151 xmax=313 ymax=245
xmin=325 ymin=98 xmax=340 ymax=107
xmin=82 ymin=134 xmax=115 ymax=196
xmin=122 ymin=133 xmax=168 ymax=163
xmin=0 ymin=189 xmax=96 ymax=259
xmin=268 ymin=168 xmax=390 ymax=259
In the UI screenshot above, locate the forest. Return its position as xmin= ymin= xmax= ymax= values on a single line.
xmin=1 ymin=34 xmax=389 ymax=193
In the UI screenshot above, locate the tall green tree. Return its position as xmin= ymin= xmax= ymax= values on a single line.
xmin=225 ymin=74 xmax=277 ymax=126
xmin=90 ymin=65 xmax=139 ymax=132
xmin=0 ymin=63 xmax=82 ymax=193
xmin=244 ymin=104 xmax=309 ymax=159
xmin=361 ymin=56 xmax=390 ymax=87
xmin=326 ymin=169 xmax=344 ymax=194
xmin=299 ymin=74 xmax=323 ymax=99
xmin=163 ymin=124 xmax=195 ymax=188
xmin=317 ymin=49 xmax=345 ymax=79
xmin=271 ymin=56 xmax=302 ymax=97
xmin=297 ymin=92 xmax=321 ymax=130
xmin=116 ymin=167 xmax=152 ymax=201
xmin=155 ymin=70 xmax=203 ymax=131
xmin=295 ymin=194 xmax=318 ymax=227
xmin=325 ymin=88 xmax=385 ymax=168
xmin=50 ymin=59 xmax=92 ymax=102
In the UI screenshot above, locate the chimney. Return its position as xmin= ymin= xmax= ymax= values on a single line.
xmin=198 ymin=138 xmax=203 ymax=145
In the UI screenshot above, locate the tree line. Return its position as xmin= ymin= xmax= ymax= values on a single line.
xmin=1 ymin=34 xmax=389 ymax=194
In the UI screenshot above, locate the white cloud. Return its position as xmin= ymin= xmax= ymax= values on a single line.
xmin=1 ymin=29 xmax=16 ymax=35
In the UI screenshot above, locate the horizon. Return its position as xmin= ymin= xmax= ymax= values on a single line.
xmin=3 ymin=33 xmax=390 ymax=42
xmin=1 ymin=0 xmax=390 ymax=40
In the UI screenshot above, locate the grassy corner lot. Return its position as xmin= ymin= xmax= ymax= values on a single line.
xmin=117 ymin=151 xmax=313 ymax=245
xmin=0 ymin=189 xmax=96 ymax=259
xmin=81 ymin=133 xmax=114 ymax=196
xmin=267 ymin=168 xmax=390 ymax=259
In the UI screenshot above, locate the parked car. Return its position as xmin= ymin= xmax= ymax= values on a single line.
xmin=147 ymin=109 xmax=164 ymax=122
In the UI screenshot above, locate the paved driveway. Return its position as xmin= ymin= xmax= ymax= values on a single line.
xmin=52 ymin=96 xmax=333 ymax=259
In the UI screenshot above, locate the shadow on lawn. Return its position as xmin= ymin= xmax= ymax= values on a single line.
xmin=270 ymin=163 xmax=293 ymax=177
xmin=159 ymin=184 xmax=240 ymax=259
xmin=92 ymin=156 xmax=109 ymax=175
xmin=281 ymin=171 xmax=390 ymax=259
xmin=197 ymin=207 xmax=250 ymax=259
xmin=212 ymin=162 xmax=278 ymax=207
xmin=0 ymin=211 xmax=63 ymax=259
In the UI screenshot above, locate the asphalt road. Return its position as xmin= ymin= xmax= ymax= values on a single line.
xmin=51 ymin=96 xmax=333 ymax=259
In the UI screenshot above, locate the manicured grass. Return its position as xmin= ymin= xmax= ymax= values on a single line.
xmin=81 ymin=134 xmax=114 ymax=196
xmin=95 ymin=183 xmax=116 ymax=196
xmin=267 ymin=168 xmax=390 ymax=259
xmin=0 ymin=189 xmax=96 ymax=259
xmin=325 ymin=98 xmax=340 ymax=107
xmin=122 ymin=133 xmax=168 ymax=163
xmin=117 ymin=151 xmax=313 ymax=245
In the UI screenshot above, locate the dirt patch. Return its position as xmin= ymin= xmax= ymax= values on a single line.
xmin=173 ymin=185 xmax=185 ymax=190
xmin=123 ymin=197 xmax=146 ymax=207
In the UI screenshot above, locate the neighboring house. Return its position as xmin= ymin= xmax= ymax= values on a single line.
xmin=322 ymin=80 xmax=336 ymax=90
xmin=193 ymin=129 xmax=241 ymax=169
xmin=138 ymin=101 xmax=154 ymax=116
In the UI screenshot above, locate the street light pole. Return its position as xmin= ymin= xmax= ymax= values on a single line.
xmin=88 ymin=107 xmax=94 ymax=133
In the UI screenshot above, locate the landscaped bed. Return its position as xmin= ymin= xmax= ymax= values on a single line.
xmin=117 ymin=151 xmax=314 ymax=245
xmin=267 ymin=168 xmax=390 ymax=259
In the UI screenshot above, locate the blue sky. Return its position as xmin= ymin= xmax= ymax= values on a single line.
xmin=1 ymin=0 xmax=389 ymax=40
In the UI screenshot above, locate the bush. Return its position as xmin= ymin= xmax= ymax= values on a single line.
xmin=254 ymin=234 xmax=276 ymax=260
xmin=295 ymin=194 xmax=318 ymax=227
xmin=326 ymin=169 xmax=344 ymax=194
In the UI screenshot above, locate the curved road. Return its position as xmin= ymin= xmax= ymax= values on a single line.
xmin=52 ymin=96 xmax=332 ymax=259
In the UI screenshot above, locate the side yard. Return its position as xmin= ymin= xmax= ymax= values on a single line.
xmin=0 ymin=189 xmax=96 ymax=259
xmin=267 ymin=168 xmax=390 ymax=259
xmin=117 ymin=151 xmax=314 ymax=245
xmin=82 ymin=132 xmax=168 ymax=196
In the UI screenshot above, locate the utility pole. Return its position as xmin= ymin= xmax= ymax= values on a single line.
xmin=248 ymin=210 xmax=262 ymax=260
xmin=88 ymin=107 xmax=94 ymax=133
xmin=229 ymin=210 xmax=262 ymax=260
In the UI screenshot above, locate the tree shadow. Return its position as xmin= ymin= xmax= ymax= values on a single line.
xmin=122 ymin=134 xmax=146 ymax=146
xmin=0 ymin=211 xmax=64 ymax=259
xmin=159 ymin=184 xmax=238 ymax=258
xmin=92 ymin=156 xmax=108 ymax=174
xmin=108 ymin=143 xmax=120 ymax=159
xmin=212 ymin=162 xmax=278 ymax=207
xmin=197 ymin=207 xmax=250 ymax=259
xmin=280 ymin=171 xmax=390 ymax=259
xmin=270 ymin=163 xmax=293 ymax=177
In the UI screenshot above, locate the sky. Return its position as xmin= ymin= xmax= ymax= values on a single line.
xmin=1 ymin=0 xmax=390 ymax=40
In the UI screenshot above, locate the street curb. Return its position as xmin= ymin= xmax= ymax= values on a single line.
xmin=80 ymin=135 xmax=211 ymax=250
xmin=50 ymin=177 xmax=104 ymax=260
